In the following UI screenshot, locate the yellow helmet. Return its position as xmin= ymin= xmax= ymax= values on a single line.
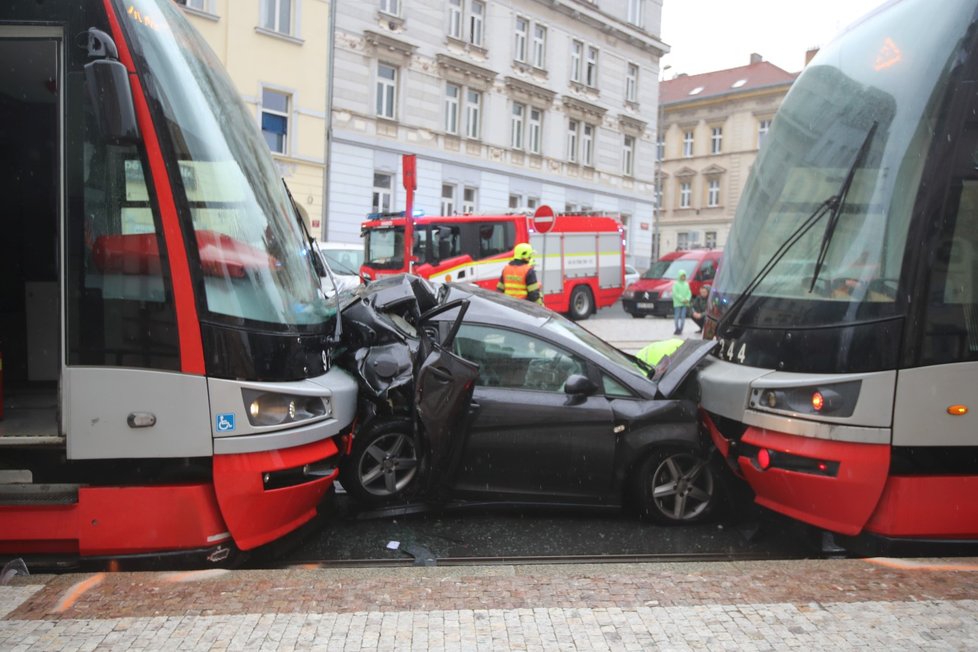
xmin=514 ymin=242 xmax=534 ymax=261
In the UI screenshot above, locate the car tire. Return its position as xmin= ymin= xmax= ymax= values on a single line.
xmin=568 ymin=285 xmax=594 ymax=321
xmin=339 ymin=418 xmax=421 ymax=507
xmin=630 ymin=312 xmax=645 ymax=319
xmin=632 ymin=447 xmax=716 ymax=524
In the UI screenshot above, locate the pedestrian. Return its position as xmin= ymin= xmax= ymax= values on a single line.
xmin=672 ymin=270 xmax=691 ymax=335
xmin=497 ymin=242 xmax=543 ymax=304
xmin=690 ymin=284 xmax=710 ymax=333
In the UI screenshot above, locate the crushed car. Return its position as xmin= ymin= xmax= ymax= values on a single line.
xmin=333 ymin=274 xmax=719 ymax=524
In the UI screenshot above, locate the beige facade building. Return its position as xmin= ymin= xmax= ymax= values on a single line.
xmin=655 ymin=54 xmax=796 ymax=256
xmin=177 ymin=0 xmax=330 ymax=234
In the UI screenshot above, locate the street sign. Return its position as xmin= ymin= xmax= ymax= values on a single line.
xmin=532 ymin=204 xmax=556 ymax=233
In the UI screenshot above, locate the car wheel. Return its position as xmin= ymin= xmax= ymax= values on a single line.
xmin=339 ymin=418 xmax=420 ymax=507
xmin=568 ymin=285 xmax=594 ymax=321
xmin=630 ymin=312 xmax=645 ymax=319
xmin=633 ymin=447 xmax=716 ymax=524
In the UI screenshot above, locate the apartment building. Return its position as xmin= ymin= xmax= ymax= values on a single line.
xmin=330 ymin=0 xmax=667 ymax=268
xmin=176 ymin=0 xmax=331 ymax=233
xmin=655 ymin=54 xmax=797 ymax=256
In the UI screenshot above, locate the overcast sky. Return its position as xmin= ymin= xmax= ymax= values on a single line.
xmin=659 ymin=0 xmax=890 ymax=77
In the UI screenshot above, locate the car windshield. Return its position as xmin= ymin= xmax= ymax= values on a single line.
xmin=641 ymin=260 xmax=671 ymax=279
xmin=542 ymin=317 xmax=648 ymax=381
xmin=322 ymin=246 xmax=364 ymax=275
xmin=118 ymin=0 xmax=331 ymax=327
xmin=711 ymin=0 xmax=976 ymax=327
xmin=663 ymin=259 xmax=699 ymax=280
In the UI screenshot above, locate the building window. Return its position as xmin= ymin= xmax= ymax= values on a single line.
xmin=679 ymin=181 xmax=691 ymax=208
xmin=677 ymin=231 xmax=689 ymax=251
xmin=445 ymin=83 xmax=460 ymax=134
xmin=376 ymin=63 xmax=397 ymax=120
xmin=567 ymin=119 xmax=579 ymax=163
xmin=469 ymin=0 xmax=485 ymax=47
xmin=532 ymin=25 xmax=546 ymax=68
xmin=260 ymin=0 xmax=292 ymax=35
xmin=683 ymin=130 xmax=694 ymax=157
xmin=582 ymin=123 xmax=594 ymax=166
xmin=465 ymin=89 xmax=482 ymax=139
xmin=759 ymin=119 xmax=772 ymax=148
xmin=707 ymin=179 xmax=720 ymax=207
xmin=514 ymin=17 xmax=528 ymax=62
xmin=705 ymin=231 xmax=717 ymax=249
xmin=627 ymin=0 xmax=643 ymax=26
xmin=261 ymin=88 xmax=289 ymax=154
xmin=511 ymin=103 xmax=525 ymax=149
xmin=656 ymin=133 xmax=665 ymax=161
xmin=711 ymin=127 xmax=723 ymax=154
xmin=442 ymin=183 xmax=457 ymax=214
xmin=379 ymin=0 xmax=400 ymax=17
xmin=528 ymin=108 xmax=543 ymax=154
xmin=585 ymin=45 xmax=599 ymax=87
xmin=654 ymin=178 xmax=663 ymax=209
xmin=623 ymin=135 xmax=635 ymax=177
xmin=626 ymin=63 xmax=638 ymax=103
xmin=448 ymin=0 xmax=463 ymax=39
xmin=570 ymin=40 xmax=582 ymax=83
xmin=373 ymin=172 xmax=393 ymax=213
xmin=463 ymin=186 xmax=477 ymax=213
xmin=508 ymin=194 xmax=521 ymax=210
xmin=178 ymin=0 xmax=207 ymax=10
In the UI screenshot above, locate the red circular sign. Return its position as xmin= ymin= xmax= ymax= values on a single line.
xmin=532 ymin=205 xmax=556 ymax=233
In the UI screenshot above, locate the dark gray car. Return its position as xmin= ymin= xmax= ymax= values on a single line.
xmin=337 ymin=275 xmax=718 ymax=525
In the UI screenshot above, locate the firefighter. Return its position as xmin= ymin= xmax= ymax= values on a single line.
xmin=497 ymin=242 xmax=543 ymax=304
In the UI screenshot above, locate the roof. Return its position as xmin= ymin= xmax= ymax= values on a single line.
xmin=660 ymin=60 xmax=798 ymax=105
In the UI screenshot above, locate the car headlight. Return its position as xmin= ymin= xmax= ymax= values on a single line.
xmin=661 ymin=290 xmax=672 ymax=300
xmin=242 ymin=389 xmax=331 ymax=427
xmin=622 ymin=289 xmax=635 ymax=299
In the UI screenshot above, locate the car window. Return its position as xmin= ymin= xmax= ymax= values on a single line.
xmin=454 ymin=323 xmax=585 ymax=392
xmin=602 ymin=374 xmax=635 ymax=398
xmin=697 ymin=259 xmax=716 ymax=281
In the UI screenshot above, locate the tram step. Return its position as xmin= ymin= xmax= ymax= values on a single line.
xmin=0 ymin=483 xmax=79 ymax=505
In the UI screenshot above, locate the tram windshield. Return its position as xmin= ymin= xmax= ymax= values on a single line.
xmin=713 ymin=0 xmax=978 ymax=328
xmin=118 ymin=0 xmax=330 ymax=327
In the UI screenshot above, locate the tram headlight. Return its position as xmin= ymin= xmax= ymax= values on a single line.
xmin=241 ymin=389 xmax=331 ymax=427
xmin=750 ymin=381 xmax=860 ymax=418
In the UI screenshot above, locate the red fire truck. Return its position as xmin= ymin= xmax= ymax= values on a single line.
xmin=360 ymin=206 xmax=627 ymax=320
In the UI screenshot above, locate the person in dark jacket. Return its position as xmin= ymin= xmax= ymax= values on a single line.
xmin=497 ymin=242 xmax=543 ymax=304
xmin=690 ymin=284 xmax=711 ymax=333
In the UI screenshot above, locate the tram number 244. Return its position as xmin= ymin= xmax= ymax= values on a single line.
xmin=716 ymin=338 xmax=747 ymax=364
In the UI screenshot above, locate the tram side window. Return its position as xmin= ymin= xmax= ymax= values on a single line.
xmin=921 ymin=179 xmax=978 ymax=364
xmin=66 ymin=74 xmax=179 ymax=369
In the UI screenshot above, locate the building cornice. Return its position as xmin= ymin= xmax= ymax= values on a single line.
xmin=364 ymin=30 xmax=416 ymax=63
xmin=436 ymin=54 xmax=497 ymax=90
xmin=618 ymin=114 xmax=647 ymax=135
xmin=504 ymin=76 xmax=557 ymax=107
xmin=532 ymin=0 xmax=668 ymax=57
xmin=562 ymin=96 xmax=607 ymax=122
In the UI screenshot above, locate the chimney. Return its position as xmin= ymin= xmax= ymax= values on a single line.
xmin=750 ymin=53 xmax=763 ymax=65
xmin=805 ymin=47 xmax=820 ymax=66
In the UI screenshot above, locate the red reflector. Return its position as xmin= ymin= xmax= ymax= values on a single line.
xmin=811 ymin=391 xmax=825 ymax=412
xmin=817 ymin=461 xmax=828 ymax=472
xmin=757 ymin=448 xmax=771 ymax=470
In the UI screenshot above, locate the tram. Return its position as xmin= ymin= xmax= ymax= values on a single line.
xmin=0 ymin=0 xmax=357 ymax=564
xmin=699 ymin=0 xmax=978 ymax=550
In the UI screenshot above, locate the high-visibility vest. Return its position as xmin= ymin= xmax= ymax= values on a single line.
xmin=500 ymin=262 xmax=531 ymax=299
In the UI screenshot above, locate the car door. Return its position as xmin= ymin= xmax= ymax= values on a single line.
xmin=450 ymin=323 xmax=617 ymax=502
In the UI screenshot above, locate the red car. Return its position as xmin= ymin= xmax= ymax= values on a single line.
xmin=622 ymin=249 xmax=722 ymax=318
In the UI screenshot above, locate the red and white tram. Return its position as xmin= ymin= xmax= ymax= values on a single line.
xmin=0 ymin=0 xmax=356 ymax=565
xmin=700 ymin=0 xmax=978 ymax=552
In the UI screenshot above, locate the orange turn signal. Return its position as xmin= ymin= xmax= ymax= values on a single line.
xmin=947 ymin=405 xmax=969 ymax=416
xmin=811 ymin=391 xmax=825 ymax=412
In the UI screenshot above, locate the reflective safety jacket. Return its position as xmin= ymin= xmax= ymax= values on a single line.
xmin=497 ymin=259 xmax=542 ymax=303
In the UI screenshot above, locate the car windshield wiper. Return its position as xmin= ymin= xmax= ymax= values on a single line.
xmin=717 ymin=122 xmax=878 ymax=338
xmin=625 ymin=351 xmax=656 ymax=379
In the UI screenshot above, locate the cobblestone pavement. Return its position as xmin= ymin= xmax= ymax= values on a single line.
xmin=2 ymin=558 xmax=977 ymax=650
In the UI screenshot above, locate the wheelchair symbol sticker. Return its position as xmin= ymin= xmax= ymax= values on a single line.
xmin=216 ymin=413 xmax=236 ymax=432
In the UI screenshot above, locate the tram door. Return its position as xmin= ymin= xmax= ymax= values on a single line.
xmin=0 ymin=30 xmax=62 ymax=440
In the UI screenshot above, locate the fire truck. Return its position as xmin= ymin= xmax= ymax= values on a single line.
xmin=360 ymin=204 xmax=627 ymax=320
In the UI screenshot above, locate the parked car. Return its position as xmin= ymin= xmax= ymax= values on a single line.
xmin=622 ymin=249 xmax=722 ymax=318
xmin=335 ymin=275 xmax=719 ymax=524
xmin=624 ymin=264 xmax=640 ymax=287
xmin=317 ymin=241 xmax=364 ymax=295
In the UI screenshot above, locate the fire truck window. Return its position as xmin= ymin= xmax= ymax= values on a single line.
xmin=432 ymin=225 xmax=463 ymax=262
xmin=65 ymin=73 xmax=179 ymax=370
xmin=478 ymin=222 xmax=515 ymax=258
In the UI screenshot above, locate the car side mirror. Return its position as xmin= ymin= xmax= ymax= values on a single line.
xmin=564 ymin=374 xmax=597 ymax=397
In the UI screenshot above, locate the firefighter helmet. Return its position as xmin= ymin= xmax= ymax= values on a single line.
xmin=514 ymin=243 xmax=534 ymax=261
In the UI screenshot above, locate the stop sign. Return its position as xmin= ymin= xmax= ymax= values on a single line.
xmin=532 ymin=205 xmax=556 ymax=233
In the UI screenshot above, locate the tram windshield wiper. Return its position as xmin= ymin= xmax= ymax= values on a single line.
xmin=808 ymin=121 xmax=878 ymax=292
xmin=717 ymin=122 xmax=878 ymax=338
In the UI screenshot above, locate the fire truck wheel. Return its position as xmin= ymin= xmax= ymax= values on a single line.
xmin=340 ymin=418 xmax=421 ymax=507
xmin=568 ymin=285 xmax=594 ymax=320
